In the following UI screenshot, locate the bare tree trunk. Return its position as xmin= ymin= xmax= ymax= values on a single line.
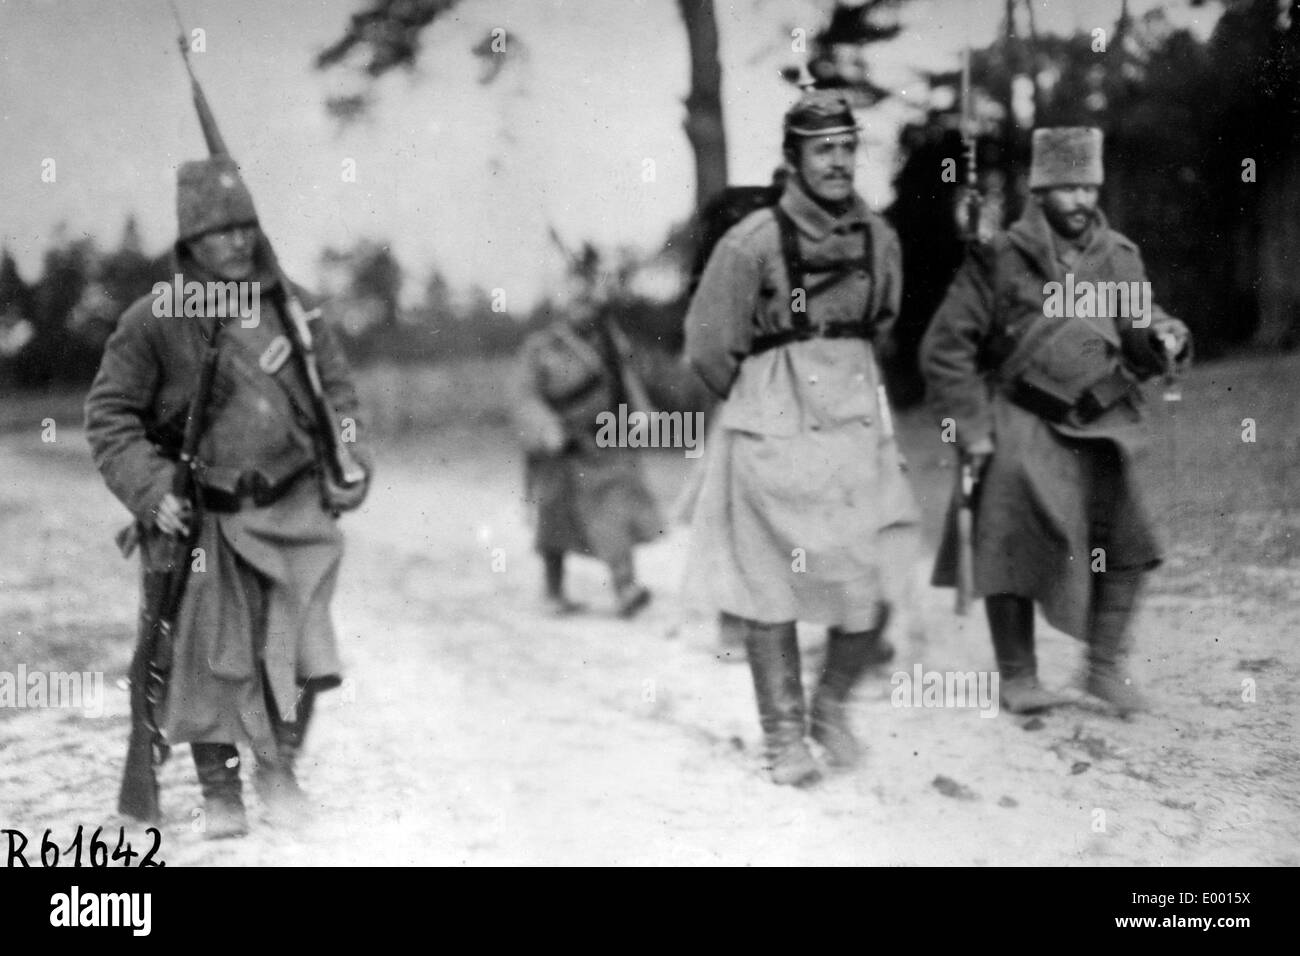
xmin=677 ymin=0 xmax=728 ymax=212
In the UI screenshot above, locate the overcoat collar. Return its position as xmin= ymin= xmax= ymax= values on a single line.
xmin=1007 ymin=200 xmax=1118 ymax=284
xmin=778 ymin=176 xmax=870 ymax=241
xmin=171 ymin=231 xmax=281 ymax=343
xmin=1008 ymin=201 xmax=1127 ymax=348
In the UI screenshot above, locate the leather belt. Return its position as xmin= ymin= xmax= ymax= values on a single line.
xmin=1009 ymin=367 xmax=1138 ymax=425
xmin=199 ymin=465 xmax=314 ymax=513
xmin=750 ymin=320 xmax=873 ymax=356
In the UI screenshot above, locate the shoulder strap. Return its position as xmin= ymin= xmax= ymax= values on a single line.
xmin=774 ymin=205 xmax=880 ymax=332
xmin=856 ymin=221 xmax=875 ymax=331
xmin=981 ymin=236 xmax=1062 ymax=382
xmin=771 ymin=206 xmax=811 ymax=333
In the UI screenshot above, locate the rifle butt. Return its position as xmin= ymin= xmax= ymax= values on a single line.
xmin=332 ymin=441 xmax=368 ymax=487
xmin=119 ymin=594 xmax=168 ymax=823
xmin=118 ymin=728 xmax=161 ymax=823
xmin=119 ymin=653 xmax=161 ymax=822
xmin=955 ymin=506 xmax=974 ymax=616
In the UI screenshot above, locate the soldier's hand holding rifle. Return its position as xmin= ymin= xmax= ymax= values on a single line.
xmin=1151 ymin=316 xmax=1192 ymax=402
xmin=153 ymin=493 xmax=193 ymax=536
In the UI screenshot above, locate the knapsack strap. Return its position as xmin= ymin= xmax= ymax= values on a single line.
xmin=757 ymin=206 xmax=876 ymax=355
xmin=772 ymin=206 xmax=812 ymax=334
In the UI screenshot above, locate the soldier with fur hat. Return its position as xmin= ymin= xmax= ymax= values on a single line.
xmin=922 ymin=127 xmax=1191 ymax=716
xmin=85 ymin=156 xmax=370 ymax=837
xmin=684 ymin=89 xmax=920 ymax=786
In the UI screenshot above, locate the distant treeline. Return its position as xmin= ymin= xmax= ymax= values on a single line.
xmin=2 ymin=1 xmax=1295 ymax=406
xmin=0 ymin=226 xmax=693 ymax=408
xmin=884 ymin=0 xmax=1300 ymax=402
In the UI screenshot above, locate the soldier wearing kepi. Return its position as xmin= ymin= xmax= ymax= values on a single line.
xmin=85 ymin=156 xmax=370 ymax=837
xmin=513 ymin=304 xmax=663 ymax=618
xmin=685 ymin=90 xmax=920 ymax=786
xmin=922 ymin=127 xmax=1191 ymax=716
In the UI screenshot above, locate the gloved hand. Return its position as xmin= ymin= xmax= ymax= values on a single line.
xmin=1151 ymin=317 xmax=1191 ymax=362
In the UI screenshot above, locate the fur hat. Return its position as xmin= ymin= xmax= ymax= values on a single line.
xmin=176 ymin=155 xmax=258 ymax=242
xmin=1028 ymin=127 xmax=1104 ymax=190
xmin=783 ymin=89 xmax=860 ymax=138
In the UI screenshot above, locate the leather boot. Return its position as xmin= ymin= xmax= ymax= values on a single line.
xmin=1085 ymin=571 xmax=1148 ymax=715
xmin=192 ymin=743 xmax=248 ymax=840
xmin=738 ymin=616 xmax=821 ymax=787
xmin=255 ymin=683 xmax=315 ymax=826
xmin=986 ymin=594 xmax=1068 ymax=714
xmin=542 ymin=551 xmax=585 ymax=616
xmin=810 ymin=607 xmax=894 ymax=768
xmin=610 ymin=554 xmax=651 ymax=618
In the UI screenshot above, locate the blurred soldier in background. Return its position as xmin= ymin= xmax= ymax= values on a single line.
xmin=685 ymin=89 xmax=920 ymax=786
xmin=922 ymin=127 xmax=1191 ymax=716
xmin=86 ymin=156 xmax=370 ymax=837
xmin=513 ymin=303 xmax=663 ymax=618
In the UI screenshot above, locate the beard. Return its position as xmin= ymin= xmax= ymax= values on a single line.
xmin=1045 ymin=204 xmax=1095 ymax=239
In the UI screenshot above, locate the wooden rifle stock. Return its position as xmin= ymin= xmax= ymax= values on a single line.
xmin=955 ymin=459 xmax=977 ymax=616
xmin=275 ymin=280 xmax=367 ymax=488
xmin=118 ymin=332 xmax=222 ymax=821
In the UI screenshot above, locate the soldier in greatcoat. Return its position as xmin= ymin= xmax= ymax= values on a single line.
xmin=512 ymin=305 xmax=664 ymax=618
xmin=922 ymin=127 xmax=1191 ymax=715
xmin=86 ymin=156 xmax=370 ymax=837
xmin=684 ymin=90 xmax=920 ymax=786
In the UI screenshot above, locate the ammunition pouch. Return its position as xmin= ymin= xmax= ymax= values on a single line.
xmin=1010 ymin=365 xmax=1137 ymax=425
xmin=997 ymin=287 xmax=1137 ymax=426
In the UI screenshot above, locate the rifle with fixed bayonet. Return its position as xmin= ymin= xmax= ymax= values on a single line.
xmin=168 ymin=1 xmax=367 ymax=495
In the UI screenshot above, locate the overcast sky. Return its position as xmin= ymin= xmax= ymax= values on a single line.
xmin=0 ymin=0 xmax=1220 ymax=305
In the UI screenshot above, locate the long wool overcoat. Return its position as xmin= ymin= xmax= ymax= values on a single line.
xmin=85 ymin=238 xmax=364 ymax=748
xmin=512 ymin=317 xmax=663 ymax=565
xmin=683 ymin=178 xmax=920 ymax=631
xmin=921 ymin=202 xmax=1174 ymax=638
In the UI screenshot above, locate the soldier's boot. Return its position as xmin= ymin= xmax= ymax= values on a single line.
xmin=610 ymin=554 xmax=651 ymax=619
xmin=1085 ymin=571 xmax=1148 ymax=715
xmin=986 ymin=594 xmax=1068 ymax=715
xmin=255 ymin=685 xmax=315 ymax=827
xmin=810 ymin=606 xmax=894 ymax=769
xmin=542 ymin=551 xmax=585 ymax=616
xmin=738 ymin=616 xmax=821 ymax=787
xmin=192 ymin=743 xmax=248 ymax=840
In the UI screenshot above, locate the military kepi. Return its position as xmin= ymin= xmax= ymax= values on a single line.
xmin=783 ymin=88 xmax=861 ymax=137
xmin=1029 ymin=127 xmax=1104 ymax=190
xmin=177 ymin=155 xmax=258 ymax=241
